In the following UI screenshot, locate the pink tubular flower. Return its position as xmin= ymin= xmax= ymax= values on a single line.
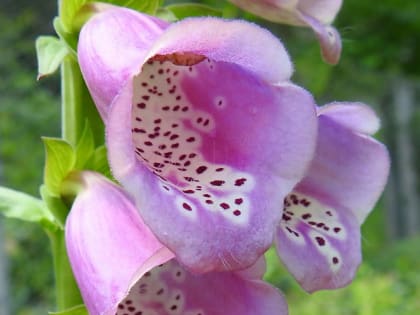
xmin=228 ymin=0 xmax=343 ymax=64
xmin=78 ymin=7 xmax=318 ymax=273
xmin=65 ymin=171 xmax=288 ymax=315
xmin=274 ymin=102 xmax=390 ymax=292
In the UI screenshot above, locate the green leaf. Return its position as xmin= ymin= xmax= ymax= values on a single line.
xmin=40 ymin=185 xmax=68 ymax=229
xmin=75 ymin=121 xmax=95 ymax=169
xmin=54 ymin=17 xmax=78 ymax=55
xmin=0 ymin=187 xmax=54 ymax=224
xmin=102 ymin=0 xmax=162 ymax=14
xmin=36 ymin=36 xmax=69 ymax=80
xmin=87 ymin=145 xmax=112 ymax=178
xmin=155 ymin=7 xmax=178 ymax=22
xmin=48 ymin=303 xmax=87 ymax=315
xmin=59 ymin=0 xmax=88 ymax=32
xmin=165 ymin=3 xmax=222 ymax=19
xmin=43 ymin=137 xmax=76 ymax=195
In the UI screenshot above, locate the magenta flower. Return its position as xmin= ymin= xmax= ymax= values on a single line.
xmin=228 ymin=0 xmax=343 ymax=64
xmin=78 ymin=7 xmax=318 ymax=272
xmin=65 ymin=171 xmax=288 ymax=315
xmin=274 ymin=102 xmax=390 ymax=292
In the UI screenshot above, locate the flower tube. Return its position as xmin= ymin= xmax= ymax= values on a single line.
xmin=78 ymin=7 xmax=318 ymax=272
xmin=274 ymin=102 xmax=390 ymax=292
xmin=228 ymin=0 xmax=343 ymax=64
xmin=65 ymin=171 xmax=288 ymax=315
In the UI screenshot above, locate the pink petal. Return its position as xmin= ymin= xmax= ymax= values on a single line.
xmin=275 ymin=111 xmax=389 ymax=292
xmin=297 ymin=0 xmax=343 ymax=24
xmin=298 ymin=13 xmax=342 ymax=64
xmin=275 ymin=192 xmax=361 ymax=292
xmin=296 ymin=115 xmax=390 ymax=223
xmin=78 ymin=7 xmax=169 ymax=119
xmin=107 ymin=57 xmax=317 ymax=273
xmin=65 ymin=172 xmax=174 ymax=315
xmin=317 ymin=102 xmax=381 ymax=135
xmin=116 ymin=259 xmax=288 ymax=315
xmin=145 ymin=17 xmax=293 ymax=83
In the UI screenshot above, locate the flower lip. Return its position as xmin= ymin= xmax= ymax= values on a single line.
xmin=108 ymin=51 xmax=317 ymax=272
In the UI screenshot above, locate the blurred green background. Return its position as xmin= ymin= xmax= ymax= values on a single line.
xmin=0 ymin=0 xmax=419 ymax=314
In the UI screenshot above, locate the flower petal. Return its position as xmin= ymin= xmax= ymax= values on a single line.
xmin=65 ymin=172 xmax=174 ymax=315
xmin=107 ymin=57 xmax=317 ymax=272
xmin=275 ymin=192 xmax=361 ymax=292
xmin=145 ymin=17 xmax=293 ymax=83
xmin=296 ymin=115 xmax=390 ymax=223
xmin=274 ymin=109 xmax=389 ymax=292
xmin=298 ymin=13 xmax=342 ymax=64
xmin=317 ymin=102 xmax=381 ymax=135
xmin=117 ymin=259 xmax=288 ymax=315
xmin=66 ymin=172 xmax=287 ymax=315
xmin=78 ymin=7 xmax=169 ymax=119
xmin=297 ymin=0 xmax=343 ymax=24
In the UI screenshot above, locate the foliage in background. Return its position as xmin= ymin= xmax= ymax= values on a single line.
xmin=0 ymin=0 xmax=419 ymax=314
xmin=0 ymin=2 xmax=59 ymax=313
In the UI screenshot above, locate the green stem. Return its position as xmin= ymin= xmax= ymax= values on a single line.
xmin=61 ymin=56 xmax=85 ymax=146
xmin=48 ymin=229 xmax=83 ymax=310
xmin=61 ymin=55 xmax=104 ymax=146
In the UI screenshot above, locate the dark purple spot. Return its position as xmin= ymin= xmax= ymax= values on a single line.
xmin=210 ymin=180 xmax=225 ymax=186
xmin=315 ymin=236 xmax=325 ymax=246
xmin=205 ymin=200 xmax=213 ymax=204
xmin=133 ymin=128 xmax=146 ymax=133
xmin=144 ymin=141 xmax=153 ymax=146
xmin=137 ymin=103 xmax=146 ymax=109
xmin=302 ymin=213 xmax=312 ymax=220
xmin=142 ymin=95 xmax=150 ymax=101
xmin=170 ymin=134 xmax=179 ymax=140
xmin=182 ymin=203 xmax=192 ymax=211
xmin=154 ymin=118 xmax=161 ymax=124
xmin=186 ymin=137 xmax=195 ymax=142
xmin=183 ymin=190 xmax=194 ymax=194
xmin=171 ymin=143 xmax=179 ymax=148
xmin=196 ymin=166 xmax=207 ymax=174
xmin=235 ymin=178 xmax=247 ymax=186
xmin=189 ymin=153 xmax=197 ymax=158
xmin=220 ymin=203 xmax=230 ymax=210
xmin=234 ymin=198 xmax=243 ymax=205
xmin=141 ymin=82 xmax=148 ymax=87
xmin=215 ymin=167 xmax=224 ymax=172
xmin=233 ymin=210 xmax=241 ymax=216
xmin=282 ymin=214 xmax=291 ymax=221
xmin=333 ymin=227 xmax=341 ymax=233
xmin=332 ymin=257 xmax=339 ymax=264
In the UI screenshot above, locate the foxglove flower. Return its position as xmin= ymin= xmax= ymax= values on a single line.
xmin=228 ymin=0 xmax=343 ymax=64
xmin=78 ymin=7 xmax=318 ymax=272
xmin=275 ymin=102 xmax=390 ymax=292
xmin=65 ymin=171 xmax=288 ymax=315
